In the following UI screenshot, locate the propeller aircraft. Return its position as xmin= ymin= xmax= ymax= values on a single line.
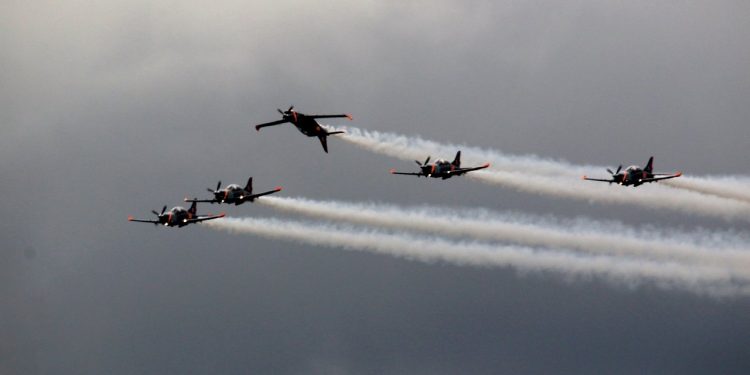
xmin=185 ymin=177 xmax=282 ymax=205
xmin=389 ymin=151 xmax=490 ymax=180
xmin=128 ymin=201 xmax=224 ymax=228
xmin=253 ymin=106 xmax=352 ymax=153
xmin=582 ymin=156 xmax=682 ymax=187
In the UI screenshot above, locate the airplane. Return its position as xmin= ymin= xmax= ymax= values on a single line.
xmin=582 ymin=156 xmax=682 ymax=187
xmin=253 ymin=105 xmax=352 ymax=153
xmin=185 ymin=177 xmax=282 ymax=205
xmin=128 ymin=201 xmax=225 ymax=228
xmin=389 ymin=151 xmax=490 ymax=179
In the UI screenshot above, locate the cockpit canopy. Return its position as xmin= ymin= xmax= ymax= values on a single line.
xmin=227 ymin=184 xmax=241 ymax=191
xmin=625 ymin=165 xmax=640 ymax=172
xmin=435 ymin=159 xmax=449 ymax=165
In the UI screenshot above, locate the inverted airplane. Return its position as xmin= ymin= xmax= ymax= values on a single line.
xmin=582 ymin=156 xmax=682 ymax=187
xmin=128 ymin=201 xmax=224 ymax=228
xmin=253 ymin=105 xmax=352 ymax=153
xmin=390 ymin=151 xmax=490 ymax=179
xmin=185 ymin=177 xmax=282 ymax=205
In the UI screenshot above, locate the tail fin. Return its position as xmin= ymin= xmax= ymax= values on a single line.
xmin=188 ymin=201 xmax=197 ymax=216
xmin=245 ymin=177 xmax=253 ymax=194
xmin=452 ymin=151 xmax=461 ymax=167
xmin=644 ymin=156 xmax=654 ymax=174
xmin=318 ymin=135 xmax=329 ymax=153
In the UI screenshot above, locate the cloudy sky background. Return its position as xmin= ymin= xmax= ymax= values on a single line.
xmin=2 ymin=0 xmax=750 ymax=373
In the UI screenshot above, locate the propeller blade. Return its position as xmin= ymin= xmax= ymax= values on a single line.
xmin=415 ymin=160 xmax=423 ymax=166
xmin=288 ymin=105 xmax=294 ymax=112
xmin=616 ymin=165 xmax=622 ymax=174
xmin=161 ymin=205 xmax=167 ymax=215
xmin=277 ymin=108 xmax=284 ymax=115
xmin=151 ymin=210 xmax=159 ymax=216
xmin=207 ymin=188 xmax=215 ymax=193
xmin=216 ymin=180 xmax=222 ymax=191
xmin=424 ymin=156 xmax=431 ymax=165
xmin=606 ymin=168 xmax=614 ymax=175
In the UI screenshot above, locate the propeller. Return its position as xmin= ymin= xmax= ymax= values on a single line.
xmin=278 ymin=105 xmax=295 ymax=114
xmin=208 ymin=181 xmax=221 ymax=193
xmin=606 ymin=165 xmax=622 ymax=175
xmin=415 ymin=156 xmax=431 ymax=166
xmin=605 ymin=165 xmax=623 ymax=184
xmin=152 ymin=205 xmax=167 ymax=216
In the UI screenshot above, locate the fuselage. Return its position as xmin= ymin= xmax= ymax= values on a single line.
xmin=422 ymin=160 xmax=458 ymax=179
xmin=214 ymin=184 xmax=251 ymax=205
xmin=161 ymin=207 xmax=192 ymax=227
xmin=285 ymin=113 xmax=327 ymax=137
xmin=615 ymin=166 xmax=654 ymax=186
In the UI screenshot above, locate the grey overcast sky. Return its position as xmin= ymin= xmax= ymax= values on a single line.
xmin=2 ymin=1 xmax=750 ymax=373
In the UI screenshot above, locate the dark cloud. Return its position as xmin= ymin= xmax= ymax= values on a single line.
xmin=2 ymin=0 xmax=750 ymax=373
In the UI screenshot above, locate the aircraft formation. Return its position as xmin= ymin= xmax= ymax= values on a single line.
xmin=129 ymin=106 xmax=683 ymax=228
xmin=128 ymin=176 xmax=282 ymax=227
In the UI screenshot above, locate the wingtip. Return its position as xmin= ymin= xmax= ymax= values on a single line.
xmin=676 ymin=171 xmax=683 ymax=177
xmin=581 ymin=175 xmax=587 ymax=180
xmin=254 ymin=125 xmax=261 ymax=132
xmin=275 ymin=186 xmax=283 ymax=191
xmin=127 ymin=215 xmax=134 ymax=221
xmin=219 ymin=212 xmax=226 ymax=218
xmin=483 ymin=163 xmax=491 ymax=168
xmin=346 ymin=114 xmax=353 ymax=120
xmin=389 ymin=168 xmax=396 ymax=174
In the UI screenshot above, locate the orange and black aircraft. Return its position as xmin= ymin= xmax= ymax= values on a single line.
xmin=253 ymin=106 xmax=352 ymax=153
xmin=185 ymin=177 xmax=282 ymax=206
xmin=128 ymin=201 xmax=224 ymax=228
xmin=582 ymin=156 xmax=682 ymax=187
xmin=390 ymin=151 xmax=490 ymax=180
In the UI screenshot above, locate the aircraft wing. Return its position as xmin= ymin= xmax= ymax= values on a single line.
xmin=184 ymin=198 xmax=219 ymax=204
xmin=640 ymin=172 xmax=682 ymax=184
xmin=254 ymin=119 xmax=289 ymax=131
xmin=582 ymin=176 xmax=615 ymax=183
xmin=310 ymin=114 xmax=353 ymax=120
xmin=389 ymin=168 xmax=423 ymax=177
xmin=128 ymin=216 xmax=160 ymax=224
xmin=186 ymin=213 xmax=226 ymax=224
xmin=451 ymin=163 xmax=491 ymax=176
xmin=245 ymin=187 xmax=283 ymax=201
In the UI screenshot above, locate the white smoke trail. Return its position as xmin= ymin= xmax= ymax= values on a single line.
xmin=207 ymin=217 xmax=750 ymax=297
xmin=332 ymin=126 xmax=590 ymax=175
xmin=664 ymin=176 xmax=750 ymax=204
xmin=468 ymin=170 xmax=750 ymax=222
xmin=334 ymin=126 xmax=750 ymax=222
xmin=259 ymin=196 xmax=750 ymax=278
